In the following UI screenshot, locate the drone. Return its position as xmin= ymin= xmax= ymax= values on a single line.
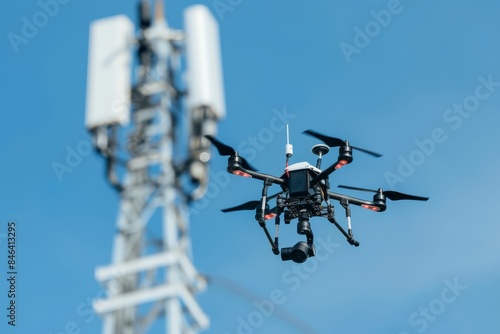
xmin=205 ymin=128 xmax=429 ymax=263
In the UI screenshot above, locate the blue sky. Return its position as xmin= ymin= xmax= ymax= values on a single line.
xmin=1 ymin=0 xmax=500 ymax=333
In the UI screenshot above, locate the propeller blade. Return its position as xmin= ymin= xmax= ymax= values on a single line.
xmin=221 ymin=200 xmax=260 ymax=213
xmin=239 ymin=158 xmax=257 ymax=172
xmin=338 ymin=185 xmax=376 ymax=193
xmin=350 ymin=145 xmax=383 ymax=158
xmin=303 ymin=130 xmax=344 ymax=147
xmin=338 ymin=185 xmax=429 ymax=202
xmin=268 ymin=191 xmax=284 ymax=200
xmin=205 ymin=135 xmax=236 ymax=156
xmin=221 ymin=202 xmax=278 ymax=218
xmin=205 ymin=135 xmax=258 ymax=171
xmin=383 ymin=191 xmax=429 ymax=202
xmin=303 ymin=130 xmax=382 ymax=158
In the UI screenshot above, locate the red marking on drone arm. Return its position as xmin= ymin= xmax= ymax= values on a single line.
xmin=232 ymin=170 xmax=252 ymax=178
xmin=361 ymin=204 xmax=380 ymax=212
xmin=264 ymin=213 xmax=277 ymax=220
xmin=334 ymin=160 xmax=348 ymax=170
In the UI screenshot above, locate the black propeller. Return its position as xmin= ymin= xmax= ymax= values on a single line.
xmin=221 ymin=192 xmax=283 ymax=213
xmin=221 ymin=200 xmax=260 ymax=213
xmin=303 ymin=130 xmax=383 ymax=158
xmin=205 ymin=135 xmax=257 ymax=171
xmin=338 ymin=185 xmax=429 ymax=201
xmin=221 ymin=201 xmax=278 ymax=215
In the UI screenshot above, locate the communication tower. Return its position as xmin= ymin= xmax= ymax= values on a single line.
xmin=85 ymin=1 xmax=224 ymax=333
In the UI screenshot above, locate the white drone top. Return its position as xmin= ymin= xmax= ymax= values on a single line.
xmin=285 ymin=161 xmax=321 ymax=174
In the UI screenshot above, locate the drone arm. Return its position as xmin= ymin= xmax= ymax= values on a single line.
xmin=310 ymin=159 xmax=345 ymax=187
xmin=228 ymin=160 xmax=285 ymax=186
xmin=328 ymin=191 xmax=386 ymax=212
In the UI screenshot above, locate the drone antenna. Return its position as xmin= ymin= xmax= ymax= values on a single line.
xmin=285 ymin=125 xmax=293 ymax=177
xmin=286 ymin=124 xmax=293 ymax=157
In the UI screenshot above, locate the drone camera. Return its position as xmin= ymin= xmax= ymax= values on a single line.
xmin=297 ymin=220 xmax=311 ymax=235
xmin=297 ymin=215 xmax=312 ymax=235
xmin=281 ymin=241 xmax=315 ymax=263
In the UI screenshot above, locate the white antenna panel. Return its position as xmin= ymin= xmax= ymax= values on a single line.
xmin=85 ymin=15 xmax=134 ymax=129
xmin=184 ymin=5 xmax=225 ymax=119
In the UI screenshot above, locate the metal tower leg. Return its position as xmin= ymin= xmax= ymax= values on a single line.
xmin=94 ymin=101 xmax=209 ymax=333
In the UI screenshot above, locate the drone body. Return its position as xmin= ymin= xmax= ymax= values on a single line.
xmin=205 ymin=129 xmax=428 ymax=263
